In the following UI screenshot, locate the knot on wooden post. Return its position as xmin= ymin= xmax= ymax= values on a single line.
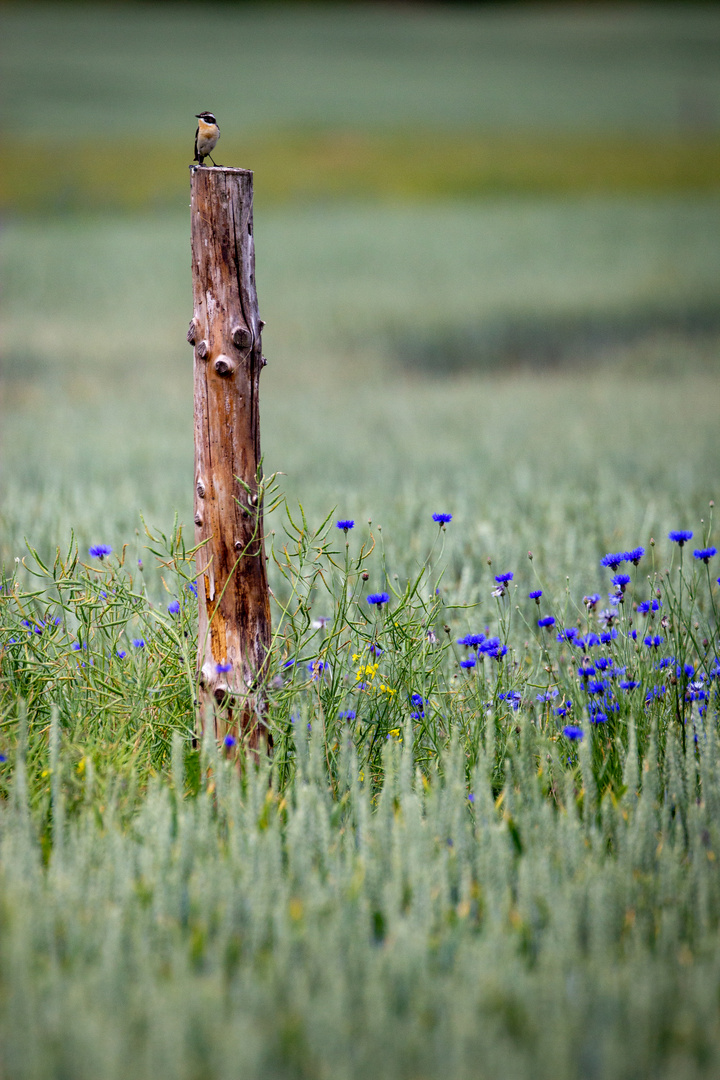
xmin=214 ymin=355 xmax=236 ymax=377
xmin=190 ymin=166 xmax=271 ymax=757
xmin=232 ymin=325 xmax=253 ymax=349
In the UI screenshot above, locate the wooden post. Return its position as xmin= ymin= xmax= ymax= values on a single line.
xmin=188 ymin=165 xmax=271 ymax=753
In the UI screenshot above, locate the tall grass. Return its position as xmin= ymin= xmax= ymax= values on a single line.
xmin=2 ymin=669 xmax=720 ymax=1078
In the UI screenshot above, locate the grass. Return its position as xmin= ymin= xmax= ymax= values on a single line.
xmin=5 ymin=132 xmax=720 ymax=214
xmin=4 ymin=3 xmax=719 ymax=139
xmin=2 ymin=196 xmax=719 ymax=562
xmin=1 ymin=529 xmax=720 ymax=1078
xmin=3 ymin=3 xmax=720 ymax=214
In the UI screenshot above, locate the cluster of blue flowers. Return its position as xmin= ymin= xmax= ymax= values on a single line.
xmin=457 ymin=633 xmax=508 ymax=665
xmin=600 ymin=547 xmax=645 ymax=570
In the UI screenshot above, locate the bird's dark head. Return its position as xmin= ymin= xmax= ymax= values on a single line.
xmin=195 ymin=112 xmax=217 ymax=124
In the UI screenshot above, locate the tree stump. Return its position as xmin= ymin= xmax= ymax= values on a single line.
xmin=189 ymin=165 xmax=271 ymax=753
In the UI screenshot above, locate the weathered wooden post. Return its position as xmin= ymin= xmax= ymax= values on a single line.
xmin=188 ymin=165 xmax=271 ymax=753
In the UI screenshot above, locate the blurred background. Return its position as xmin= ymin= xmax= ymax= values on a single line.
xmin=1 ymin=1 xmax=719 ymax=575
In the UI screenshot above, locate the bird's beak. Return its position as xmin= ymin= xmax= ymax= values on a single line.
xmin=195 ymin=114 xmax=201 ymax=119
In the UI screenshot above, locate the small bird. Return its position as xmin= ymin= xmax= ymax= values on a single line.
xmin=194 ymin=111 xmax=220 ymax=166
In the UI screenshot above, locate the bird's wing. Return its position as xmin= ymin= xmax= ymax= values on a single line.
xmin=194 ymin=126 xmax=200 ymax=162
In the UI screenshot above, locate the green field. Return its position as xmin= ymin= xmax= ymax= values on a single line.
xmin=2 ymin=4 xmax=720 ymax=1078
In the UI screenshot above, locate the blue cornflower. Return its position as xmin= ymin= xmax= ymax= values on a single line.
xmin=167 ymin=600 xmax=180 ymax=615
xmin=499 ymin=691 xmax=522 ymax=711
xmin=620 ymin=680 xmax=639 ymax=691
xmin=686 ymin=682 xmax=708 ymax=703
xmin=556 ymin=627 xmax=578 ymax=643
xmin=563 ymin=725 xmax=584 ymax=741
xmin=643 ymin=634 xmax=663 ymax=649
xmin=595 ymin=657 xmax=611 ymax=672
xmin=628 ymin=629 xmax=637 ymax=640
xmin=586 ymin=679 xmax=607 ymax=696
xmin=601 ymin=553 xmax=625 ymax=571
xmin=495 ymin=572 xmax=513 ymax=584
xmin=460 ymin=656 xmax=477 ymax=669
xmin=116 ymin=649 xmax=127 ymax=659
xmin=645 ymin=685 xmax=666 ymax=703
xmin=529 ymin=590 xmax=542 ymax=600
xmin=538 ymin=616 xmax=555 ymax=629
xmin=223 ymin=734 xmax=236 ymax=748
xmin=486 ymin=642 xmax=507 ymax=660
xmin=307 ymin=660 xmax=329 ymax=680
xmin=637 ymin=599 xmax=661 ymax=614
xmin=624 ymin=547 xmax=645 ymax=565
xmin=612 ymin=573 xmax=631 ymax=591
xmin=669 ymin=530 xmax=693 ymax=546
xmin=0 ymin=754 xmax=6 ymax=763
xmin=337 ymin=520 xmax=354 ymax=532
xmin=216 ymin=662 xmax=232 ymax=673
xmin=693 ymin=546 xmax=717 ymax=563
xmin=367 ymin=593 xmax=389 ymax=608
xmin=89 ymin=545 xmax=112 ymax=559
xmin=132 ymin=638 xmax=145 ymax=648
xmin=536 ymin=688 xmax=559 ymax=703
xmin=600 ymin=629 xmax=618 ymax=644
xmin=657 ymin=657 xmax=674 ymax=670
xmin=579 ymin=665 xmax=596 ymax=679
xmin=590 ymin=711 xmax=608 ymax=724
xmin=339 ymin=710 xmax=356 ymax=720
xmin=432 ymin=513 xmax=452 ymax=525
xmin=468 ymin=793 xmax=475 ymax=804
xmin=411 ymin=693 xmax=425 ymax=706
xmin=583 ymin=594 xmax=601 ymax=609
xmin=187 ymin=582 xmax=198 ymax=597
xmin=555 ymin=702 xmax=572 ymax=717
xmin=577 ymin=633 xmax=600 ymax=650
xmin=457 ymin=633 xmax=485 ymax=647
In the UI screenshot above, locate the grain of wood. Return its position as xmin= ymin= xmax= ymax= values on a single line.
xmin=189 ymin=166 xmax=271 ymax=754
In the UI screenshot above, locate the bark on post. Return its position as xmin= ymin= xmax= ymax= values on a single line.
xmin=189 ymin=165 xmax=271 ymax=753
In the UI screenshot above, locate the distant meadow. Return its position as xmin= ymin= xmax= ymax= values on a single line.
xmin=1 ymin=4 xmax=720 ymax=1078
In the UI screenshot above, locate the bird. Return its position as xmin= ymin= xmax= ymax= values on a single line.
xmin=194 ymin=111 xmax=220 ymax=166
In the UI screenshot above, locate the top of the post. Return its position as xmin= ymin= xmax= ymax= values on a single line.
xmin=190 ymin=165 xmax=253 ymax=177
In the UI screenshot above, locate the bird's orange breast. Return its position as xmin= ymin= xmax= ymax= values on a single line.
xmin=197 ymin=120 xmax=219 ymax=141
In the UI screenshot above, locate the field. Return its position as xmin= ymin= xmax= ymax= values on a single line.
xmin=2 ymin=4 xmax=720 ymax=1078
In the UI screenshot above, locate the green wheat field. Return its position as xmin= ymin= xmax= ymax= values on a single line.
xmin=2 ymin=4 xmax=720 ymax=1078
